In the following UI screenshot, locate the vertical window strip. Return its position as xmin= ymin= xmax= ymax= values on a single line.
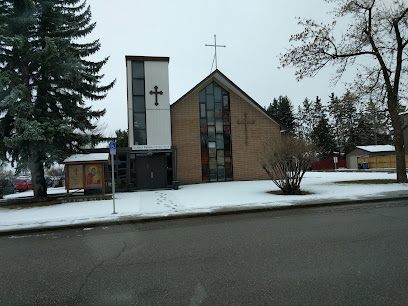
xmin=132 ymin=61 xmax=147 ymax=145
xmin=200 ymin=82 xmax=233 ymax=182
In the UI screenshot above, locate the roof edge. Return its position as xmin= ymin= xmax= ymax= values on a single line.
xmin=355 ymin=145 xmax=395 ymax=153
xmin=171 ymin=69 xmax=286 ymax=129
xmin=125 ymin=56 xmax=170 ymax=62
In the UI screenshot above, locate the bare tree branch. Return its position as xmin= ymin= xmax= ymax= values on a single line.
xmin=280 ymin=0 xmax=408 ymax=182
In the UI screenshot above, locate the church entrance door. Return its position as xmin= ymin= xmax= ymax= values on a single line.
xmin=135 ymin=154 xmax=167 ymax=190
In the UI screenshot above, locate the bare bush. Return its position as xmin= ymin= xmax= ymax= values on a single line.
xmin=260 ymin=137 xmax=316 ymax=195
xmin=47 ymin=165 xmax=64 ymax=177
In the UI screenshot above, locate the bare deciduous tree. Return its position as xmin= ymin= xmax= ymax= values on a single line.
xmin=280 ymin=0 xmax=408 ymax=182
xmin=47 ymin=165 xmax=64 ymax=178
xmin=260 ymin=137 xmax=316 ymax=195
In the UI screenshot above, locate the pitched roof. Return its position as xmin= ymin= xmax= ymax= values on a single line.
xmin=356 ymin=145 xmax=395 ymax=153
xmin=171 ymin=69 xmax=286 ymax=129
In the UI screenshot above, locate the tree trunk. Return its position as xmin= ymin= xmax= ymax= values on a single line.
xmin=29 ymin=154 xmax=47 ymax=198
xmin=393 ymin=127 xmax=407 ymax=183
xmin=388 ymin=96 xmax=407 ymax=183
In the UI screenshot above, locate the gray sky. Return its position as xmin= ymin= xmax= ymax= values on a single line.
xmin=86 ymin=0 xmax=351 ymax=136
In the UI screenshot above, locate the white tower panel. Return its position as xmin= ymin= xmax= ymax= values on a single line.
xmin=126 ymin=56 xmax=172 ymax=150
xmin=144 ymin=61 xmax=170 ymax=111
xmin=146 ymin=110 xmax=172 ymax=146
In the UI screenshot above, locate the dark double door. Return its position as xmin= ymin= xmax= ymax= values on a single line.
xmin=135 ymin=154 xmax=168 ymax=190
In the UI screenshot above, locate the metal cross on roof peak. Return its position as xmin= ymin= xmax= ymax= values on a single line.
xmin=205 ymin=35 xmax=226 ymax=73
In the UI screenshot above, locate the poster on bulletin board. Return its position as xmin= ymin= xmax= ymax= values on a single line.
xmin=84 ymin=164 xmax=103 ymax=188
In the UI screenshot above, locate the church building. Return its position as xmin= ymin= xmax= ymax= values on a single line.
xmin=171 ymin=69 xmax=284 ymax=184
xmin=93 ymin=55 xmax=284 ymax=191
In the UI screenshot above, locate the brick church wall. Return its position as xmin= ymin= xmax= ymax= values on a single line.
xmin=171 ymin=91 xmax=202 ymax=184
xmin=229 ymin=91 xmax=281 ymax=181
xmin=171 ymin=77 xmax=281 ymax=184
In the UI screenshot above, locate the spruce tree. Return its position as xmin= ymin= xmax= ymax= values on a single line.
xmin=311 ymin=96 xmax=336 ymax=154
xmin=328 ymin=91 xmax=359 ymax=154
xmin=115 ymin=129 xmax=129 ymax=148
xmin=266 ymin=98 xmax=279 ymax=118
xmin=267 ymin=96 xmax=295 ymax=133
xmin=296 ymin=97 xmax=317 ymax=143
xmin=0 ymin=0 xmax=114 ymax=198
xmin=328 ymin=93 xmax=343 ymax=153
xmin=311 ymin=116 xmax=336 ymax=154
xmin=278 ymin=96 xmax=295 ymax=133
xmin=354 ymin=113 xmax=374 ymax=146
xmin=364 ymin=98 xmax=392 ymax=145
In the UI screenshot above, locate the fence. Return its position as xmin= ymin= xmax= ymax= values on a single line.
xmin=357 ymin=155 xmax=408 ymax=168
xmin=312 ymin=158 xmax=347 ymax=170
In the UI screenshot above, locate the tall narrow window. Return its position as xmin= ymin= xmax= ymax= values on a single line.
xmin=132 ymin=61 xmax=147 ymax=145
xmin=199 ymin=82 xmax=233 ymax=182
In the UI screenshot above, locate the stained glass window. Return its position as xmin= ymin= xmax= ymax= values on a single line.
xmin=200 ymin=104 xmax=206 ymax=118
xmin=215 ymin=103 xmax=222 ymax=118
xmin=199 ymin=82 xmax=233 ymax=182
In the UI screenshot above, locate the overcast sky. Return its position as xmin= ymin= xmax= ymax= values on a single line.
xmin=85 ymin=0 xmax=352 ymax=136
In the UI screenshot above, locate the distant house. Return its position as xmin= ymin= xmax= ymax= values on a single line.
xmin=346 ymin=145 xmax=395 ymax=169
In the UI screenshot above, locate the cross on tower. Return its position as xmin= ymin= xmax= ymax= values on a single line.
xmin=205 ymin=34 xmax=226 ymax=72
xmin=149 ymin=85 xmax=163 ymax=106
xmin=237 ymin=113 xmax=255 ymax=146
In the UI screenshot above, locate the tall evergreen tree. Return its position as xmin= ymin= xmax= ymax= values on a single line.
xmin=328 ymin=93 xmax=342 ymax=152
xmin=0 ymin=0 xmax=114 ymax=197
xmin=364 ymin=98 xmax=392 ymax=145
xmin=266 ymin=98 xmax=278 ymax=118
xmin=267 ymin=96 xmax=295 ymax=133
xmin=115 ymin=129 xmax=129 ymax=148
xmin=296 ymin=97 xmax=319 ymax=143
xmin=313 ymin=96 xmax=324 ymax=122
xmin=310 ymin=96 xmax=336 ymax=154
xmin=328 ymin=91 xmax=359 ymax=154
xmin=311 ymin=115 xmax=336 ymax=154
xmin=354 ymin=112 xmax=375 ymax=146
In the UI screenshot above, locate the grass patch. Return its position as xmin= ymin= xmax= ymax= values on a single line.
xmin=335 ymin=179 xmax=398 ymax=184
xmin=267 ymin=190 xmax=314 ymax=195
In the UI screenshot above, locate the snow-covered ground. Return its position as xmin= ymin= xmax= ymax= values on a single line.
xmin=1 ymin=171 xmax=408 ymax=233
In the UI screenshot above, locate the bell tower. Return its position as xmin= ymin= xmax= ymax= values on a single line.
xmin=126 ymin=56 xmax=172 ymax=149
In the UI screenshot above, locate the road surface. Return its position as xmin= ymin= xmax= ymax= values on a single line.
xmin=1 ymin=200 xmax=408 ymax=305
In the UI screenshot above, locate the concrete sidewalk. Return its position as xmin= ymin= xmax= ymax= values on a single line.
xmin=1 ymin=191 xmax=407 ymax=237
xmin=2 ymin=172 xmax=408 ymax=236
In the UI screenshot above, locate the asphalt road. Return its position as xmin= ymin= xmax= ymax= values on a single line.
xmin=1 ymin=200 xmax=408 ymax=305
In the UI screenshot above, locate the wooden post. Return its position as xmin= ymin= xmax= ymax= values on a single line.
xmin=101 ymin=162 xmax=105 ymax=196
xmin=66 ymin=165 xmax=69 ymax=198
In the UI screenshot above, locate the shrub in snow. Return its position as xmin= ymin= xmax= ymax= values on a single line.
xmin=260 ymin=137 xmax=316 ymax=195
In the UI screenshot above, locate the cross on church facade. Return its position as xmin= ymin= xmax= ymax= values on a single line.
xmin=205 ymin=34 xmax=226 ymax=72
xmin=149 ymin=85 xmax=163 ymax=106
xmin=237 ymin=113 xmax=255 ymax=145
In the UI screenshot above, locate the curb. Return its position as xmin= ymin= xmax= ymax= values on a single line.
xmin=2 ymin=195 xmax=408 ymax=237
